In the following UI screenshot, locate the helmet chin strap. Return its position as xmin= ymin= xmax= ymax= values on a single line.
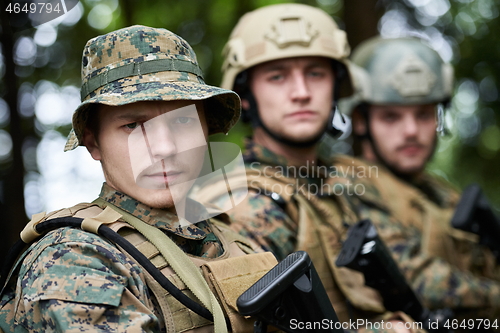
xmin=242 ymin=82 xmax=349 ymax=149
xmin=243 ymin=91 xmax=326 ymax=148
xmin=238 ymin=59 xmax=350 ymax=148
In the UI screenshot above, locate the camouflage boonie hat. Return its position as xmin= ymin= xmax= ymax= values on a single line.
xmin=64 ymin=25 xmax=241 ymax=151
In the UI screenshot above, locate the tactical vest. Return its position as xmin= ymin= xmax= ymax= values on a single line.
xmin=333 ymin=155 xmax=499 ymax=280
xmin=0 ymin=201 xmax=277 ymax=333
xmin=194 ymin=166 xmax=388 ymax=323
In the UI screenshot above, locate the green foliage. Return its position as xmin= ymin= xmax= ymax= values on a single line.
xmin=404 ymin=0 xmax=500 ymax=208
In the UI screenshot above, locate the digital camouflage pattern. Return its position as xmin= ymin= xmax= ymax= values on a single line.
xmin=332 ymin=155 xmax=500 ymax=322
xmin=0 ymin=24 xmax=275 ymax=333
xmin=208 ymin=139 xmax=426 ymax=333
xmin=100 ymin=183 xmax=225 ymax=257
xmin=0 ymin=183 xmax=232 ymax=332
xmin=65 ymin=25 xmax=241 ymax=151
xmin=211 ymin=139 xmax=351 ymax=261
xmin=1 ymin=226 xmax=155 ymax=332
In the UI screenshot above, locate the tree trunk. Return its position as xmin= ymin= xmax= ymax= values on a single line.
xmin=0 ymin=13 xmax=28 ymax=267
xmin=343 ymin=0 xmax=384 ymax=50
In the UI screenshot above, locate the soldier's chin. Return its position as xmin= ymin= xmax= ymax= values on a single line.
xmin=397 ymin=151 xmax=434 ymax=176
xmin=284 ymin=131 xmax=324 ymax=146
xmin=143 ymin=194 xmax=175 ymax=210
xmin=135 ymin=176 xmax=169 ymax=190
xmin=392 ymin=162 xmax=426 ymax=176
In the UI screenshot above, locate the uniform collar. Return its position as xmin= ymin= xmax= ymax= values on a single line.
xmin=243 ymin=137 xmax=289 ymax=168
xmin=98 ymin=183 xmax=208 ymax=240
xmin=243 ymin=137 xmax=331 ymax=181
xmin=349 ymin=158 xmax=458 ymax=208
xmin=413 ymin=173 xmax=459 ymax=208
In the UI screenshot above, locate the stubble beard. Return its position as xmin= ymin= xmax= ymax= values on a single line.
xmin=100 ymin=159 xmax=175 ymax=210
xmin=379 ymin=135 xmax=438 ymax=178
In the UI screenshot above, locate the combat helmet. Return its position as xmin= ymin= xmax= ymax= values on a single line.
xmin=64 ymin=25 xmax=241 ymax=151
xmin=221 ymin=3 xmax=352 ymax=96
xmin=340 ymin=36 xmax=454 ymax=117
xmin=220 ymin=3 xmax=353 ymax=143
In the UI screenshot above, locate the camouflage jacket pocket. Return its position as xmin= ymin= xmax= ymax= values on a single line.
xmin=25 ymin=264 xmax=126 ymax=306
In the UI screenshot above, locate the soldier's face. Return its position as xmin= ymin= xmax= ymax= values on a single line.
xmin=84 ymin=100 xmax=208 ymax=210
xmin=245 ymin=56 xmax=334 ymax=143
xmin=368 ymin=104 xmax=437 ymax=175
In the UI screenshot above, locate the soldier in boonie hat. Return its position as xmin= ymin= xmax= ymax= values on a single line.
xmin=64 ymin=24 xmax=240 ymax=151
xmin=0 ymin=25 xmax=283 ymax=333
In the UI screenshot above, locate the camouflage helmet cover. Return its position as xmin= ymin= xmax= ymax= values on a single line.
xmin=221 ymin=3 xmax=353 ymax=97
xmin=341 ymin=36 xmax=454 ymax=115
xmin=64 ymin=25 xmax=241 ymax=151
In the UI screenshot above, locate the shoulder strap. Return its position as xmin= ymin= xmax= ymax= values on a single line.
xmin=93 ymin=198 xmax=227 ymax=333
xmin=294 ymin=193 xmax=386 ymax=314
xmin=194 ymin=166 xmax=297 ymax=205
xmin=210 ymin=218 xmax=256 ymax=254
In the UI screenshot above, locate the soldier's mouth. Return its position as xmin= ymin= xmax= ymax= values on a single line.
xmin=286 ymin=110 xmax=317 ymax=120
xmin=144 ymin=171 xmax=182 ymax=184
xmin=398 ymin=144 xmax=424 ymax=155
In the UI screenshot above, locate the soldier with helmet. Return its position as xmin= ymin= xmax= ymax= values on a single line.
xmin=333 ymin=37 xmax=500 ymax=321
xmin=0 ymin=25 xmax=281 ymax=332
xmin=194 ymin=4 xmax=424 ymax=332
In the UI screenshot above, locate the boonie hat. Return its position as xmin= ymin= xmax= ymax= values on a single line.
xmin=64 ymin=25 xmax=241 ymax=151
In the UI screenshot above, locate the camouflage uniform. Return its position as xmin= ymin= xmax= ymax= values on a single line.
xmin=202 ymin=139 xmax=425 ymax=333
xmin=213 ymin=139 xmax=349 ymax=260
xmin=335 ymin=37 xmax=500 ymax=323
xmin=0 ymin=183 xmax=275 ymax=332
xmin=202 ymin=4 xmax=428 ymax=332
xmin=0 ymin=26 xmax=278 ymax=333
xmin=332 ymin=155 xmax=500 ymax=322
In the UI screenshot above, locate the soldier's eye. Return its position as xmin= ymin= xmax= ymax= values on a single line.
xmin=308 ymin=70 xmax=324 ymax=78
xmin=268 ymin=73 xmax=284 ymax=81
xmin=174 ymin=117 xmax=192 ymax=124
xmin=381 ymin=113 xmax=398 ymax=122
xmin=125 ymin=122 xmax=139 ymax=129
xmin=418 ymin=110 xmax=435 ymax=121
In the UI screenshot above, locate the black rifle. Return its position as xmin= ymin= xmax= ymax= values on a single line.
xmin=336 ymin=219 xmax=453 ymax=332
xmin=451 ymin=183 xmax=500 ymax=263
xmin=237 ymin=251 xmax=343 ymax=333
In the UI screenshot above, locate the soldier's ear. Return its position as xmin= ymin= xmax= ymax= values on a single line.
xmin=83 ymin=127 xmax=101 ymax=161
xmin=352 ymin=108 xmax=367 ymax=136
xmin=241 ymin=99 xmax=250 ymax=111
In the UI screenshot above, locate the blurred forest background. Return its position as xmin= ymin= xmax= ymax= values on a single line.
xmin=1 ymin=0 xmax=499 ymax=265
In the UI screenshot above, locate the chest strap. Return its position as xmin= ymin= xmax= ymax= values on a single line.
xmin=93 ymin=198 xmax=227 ymax=333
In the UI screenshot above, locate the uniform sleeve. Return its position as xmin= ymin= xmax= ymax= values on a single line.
xmin=219 ymin=189 xmax=297 ymax=261
xmin=342 ymin=190 xmax=500 ymax=318
xmin=15 ymin=228 xmax=160 ymax=332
